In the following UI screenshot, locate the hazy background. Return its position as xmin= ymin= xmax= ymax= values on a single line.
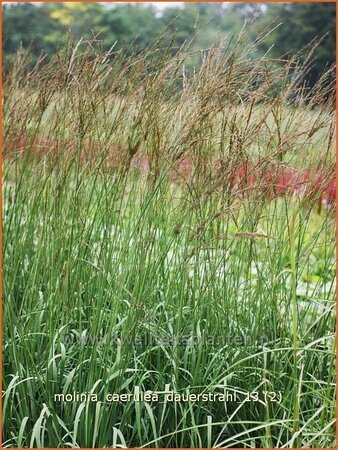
xmin=3 ymin=2 xmax=336 ymax=86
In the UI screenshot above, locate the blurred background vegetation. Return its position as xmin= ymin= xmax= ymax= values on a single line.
xmin=2 ymin=2 xmax=336 ymax=87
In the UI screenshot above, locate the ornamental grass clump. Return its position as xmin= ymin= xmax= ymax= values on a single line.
xmin=3 ymin=28 xmax=335 ymax=448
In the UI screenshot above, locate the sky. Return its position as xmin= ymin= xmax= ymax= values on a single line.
xmin=3 ymin=1 xmax=185 ymax=7
xmin=2 ymin=2 xmax=232 ymax=11
xmin=145 ymin=2 xmax=184 ymax=8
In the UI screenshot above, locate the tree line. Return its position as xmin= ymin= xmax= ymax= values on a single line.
xmin=3 ymin=2 xmax=336 ymax=86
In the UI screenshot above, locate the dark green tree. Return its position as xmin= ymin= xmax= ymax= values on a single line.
xmin=96 ymin=4 xmax=158 ymax=52
xmin=261 ymin=3 xmax=336 ymax=85
xmin=3 ymin=3 xmax=60 ymax=62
